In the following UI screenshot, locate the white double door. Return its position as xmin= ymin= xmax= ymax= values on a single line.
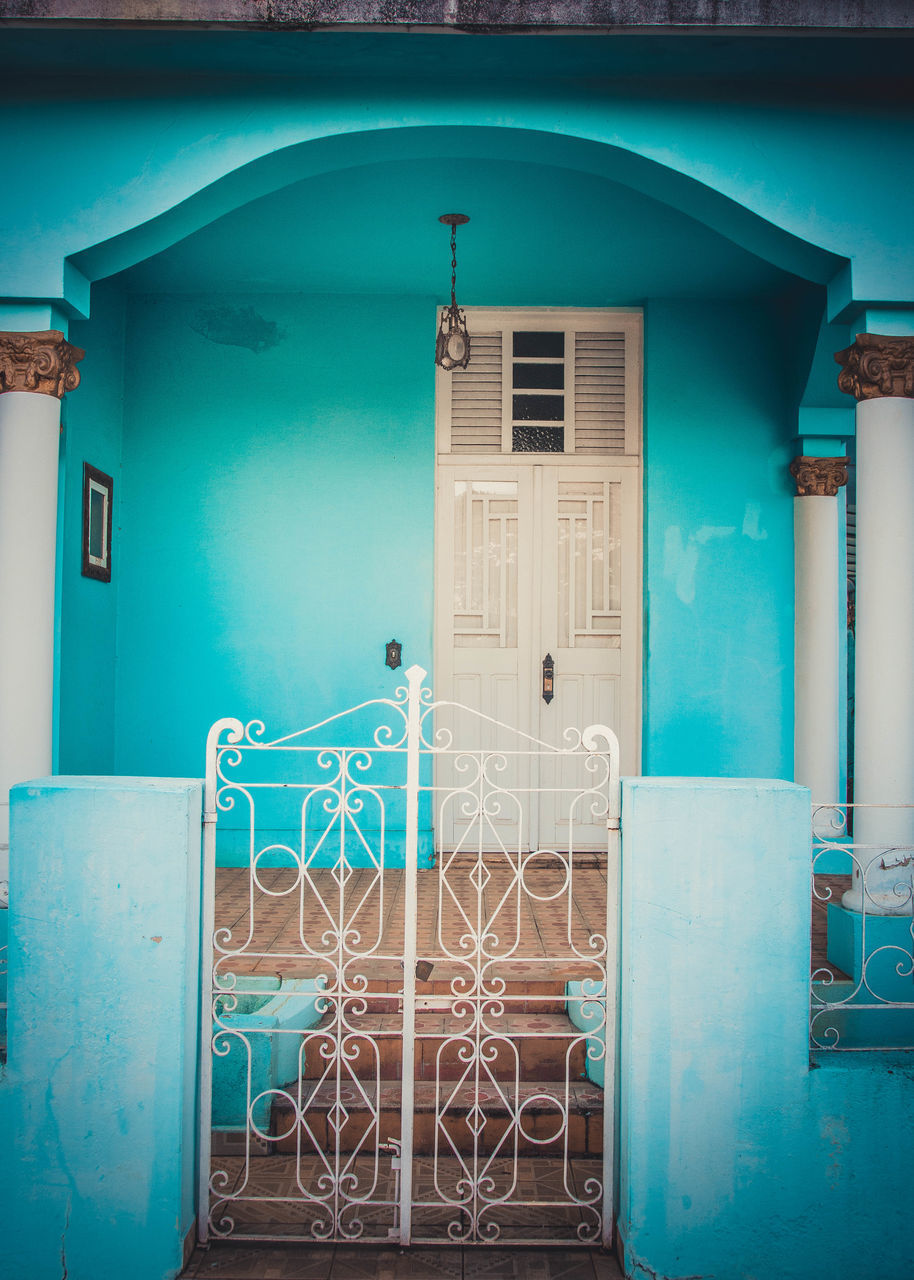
xmin=435 ymin=461 xmax=639 ymax=853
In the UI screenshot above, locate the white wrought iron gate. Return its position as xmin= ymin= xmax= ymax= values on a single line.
xmin=199 ymin=666 xmax=620 ymax=1247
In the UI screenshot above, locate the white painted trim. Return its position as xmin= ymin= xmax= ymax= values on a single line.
xmin=86 ymin=477 xmax=110 ymax=566
xmin=437 ymin=452 xmax=641 ymax=468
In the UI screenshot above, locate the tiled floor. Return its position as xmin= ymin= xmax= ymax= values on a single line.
xmin=189 ymin=1155 xmax=618 ymax=1275
xmin=183 ymin=1240 xmax=622 ymax=1279
xmin=215 ymin=861 xmax=839 ymax=979
xmin=213 ymin=858 xmax=609 ymax=983
xmin=205 ymin=1155 xmax=606 ymax=1242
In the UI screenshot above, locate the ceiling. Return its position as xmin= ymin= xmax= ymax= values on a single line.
xmin=118 ymin=156 xmax=808 ymax=304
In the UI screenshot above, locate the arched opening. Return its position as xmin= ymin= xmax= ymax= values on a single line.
xmin=60 ymin=138 xmax=832 ymax=792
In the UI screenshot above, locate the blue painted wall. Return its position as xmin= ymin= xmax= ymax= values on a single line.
xmin=618 ymin=777 xmax=914 ymax=1280
xmin=7 ymin=35 xmax=885 ymax=803
xmin=57 ymin=287 xmax=801 ymax=800
xmin=0 ymin=778 xmax=202 ymax=1280
xmin=643 ymin=301 xmax=795 ymax=777
xmin=60 ymin=283 xmax=126 ymax=775
xmin=113 ymin=291 xmax=436 ymax=779
xmin=54 ymin=280 xmax=806 ymax=806
xmin=41 ymin=66 xmax=870 ymax=805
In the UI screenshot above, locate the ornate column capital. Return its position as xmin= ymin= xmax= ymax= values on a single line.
xmin=789 ymin=455 xmax=849 ymax=497
xmin=0 ymin=329 xmax=84 ymax=399
xmin=835 ymin=333 xmax=914 ymax=402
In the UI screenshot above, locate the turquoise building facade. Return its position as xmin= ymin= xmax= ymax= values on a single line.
xmin=2 ymin=6 xmax=914 ymax=1278
xmin=9 ymin=24 xmax=911 ymax=792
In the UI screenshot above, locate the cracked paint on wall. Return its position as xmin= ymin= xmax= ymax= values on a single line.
xmin=821 ymin=1114 xmax=849 ymax=1190
xmin=190 ymin=304 xmax=283 ymax=353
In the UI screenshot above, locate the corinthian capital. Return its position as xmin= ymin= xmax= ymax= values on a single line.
xmin=835 ymin=333 xmax=914 ymax=402
xmin=789 ymin=456 xmax=849 ymax=498
xmin=0 ymin=330 xmax=85 ymax=398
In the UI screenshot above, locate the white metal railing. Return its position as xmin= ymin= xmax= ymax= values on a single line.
xmin=199 ymin=665 xmax=621 ymax=1247
xmin=811 ymin=803 xmax=914 ymax=1051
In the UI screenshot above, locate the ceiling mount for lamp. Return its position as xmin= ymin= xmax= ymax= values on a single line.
xmin=435 ymin=213 xmax=471 ymax=372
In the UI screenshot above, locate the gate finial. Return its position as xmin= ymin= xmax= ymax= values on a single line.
xmin=405 ymin=664 xmax=427 ymax=686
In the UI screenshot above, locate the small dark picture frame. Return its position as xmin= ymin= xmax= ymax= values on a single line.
xmin=82 ymin=463 xmax=113 ymax=582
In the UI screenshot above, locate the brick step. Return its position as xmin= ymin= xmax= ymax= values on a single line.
xmin=333 ymin=979 xmax=575 ymax=1015
xmin=227 ymin=958 xmax=604 ymax=985
xmin=270 ymin=1078 xmax=604 ymax=1157
xmin=300 ymin=1011 xmax=588 ymax=1081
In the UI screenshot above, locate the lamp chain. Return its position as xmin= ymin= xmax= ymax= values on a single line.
xmin=450 ymin=223 xmax=458 ymax=309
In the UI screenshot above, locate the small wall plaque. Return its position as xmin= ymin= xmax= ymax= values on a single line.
xmin=82 ymin=463 xmax=113 ymax=582
xmin=385 ymin=639 xmax=402 ymax=670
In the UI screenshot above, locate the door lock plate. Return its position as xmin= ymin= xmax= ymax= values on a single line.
xmin=542 ymin=653 xmax=555 ymax=704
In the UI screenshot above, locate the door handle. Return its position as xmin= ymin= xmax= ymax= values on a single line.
xmin=542 ymin=653 xmax=555 ymax=704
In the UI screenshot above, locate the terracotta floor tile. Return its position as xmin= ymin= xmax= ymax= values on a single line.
xmin=214 ymin=864 xmax=609 ymax=977
xmin=464 ymin=1251 xmax=597 ymax=1280
xmin=187 ymin=1242 xmax=333 ymax=1278
xmin=590 ymin=1254 xmax=623 ymax=1280
xmin=184 ymin=1241 xmax=617 ymax=1280
xmin=387 ymin=1248 xmax=465 ymax=1279
xmin=332 ymin=1246 xmax=463 ymax=1280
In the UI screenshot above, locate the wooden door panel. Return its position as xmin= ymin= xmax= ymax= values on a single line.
xmin=436 ymin=458 xmax=638 ymax=854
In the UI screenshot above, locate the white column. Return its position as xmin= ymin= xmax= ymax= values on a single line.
xmin=0 ymin=330 xmax=84 ymax=888
xmin=836 ymin=334 xmax=914 ymax=913
xmin=790 ymin=457 xmax=847 ymax=814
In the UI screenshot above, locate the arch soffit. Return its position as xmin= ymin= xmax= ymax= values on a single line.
xmin=71 ymin=124 xmax=840 ymax=296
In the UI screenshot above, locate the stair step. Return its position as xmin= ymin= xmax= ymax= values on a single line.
xmin=234 ymin=976 xmax=583 ymax=1011
xmin=270 ymin=1079 xmax=604 ymax=1157
xmin=351 ymin=978 xmax=572 ymax=1014
xmin=230 ymin=958 xmax=604 ymax=984
xmin=301 ymin=1012 xmax=588 ymax=1080
xmin=278 ymin=1077 xmax=604 ymax=1113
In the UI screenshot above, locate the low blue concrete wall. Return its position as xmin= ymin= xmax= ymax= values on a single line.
xmin=618 ymin=778 xmax=914 ymax=1280
xmin=0 ymin=777 xmax=203 ymax=1280
xmin=4 ymin=774 xmax=912 ymax=1279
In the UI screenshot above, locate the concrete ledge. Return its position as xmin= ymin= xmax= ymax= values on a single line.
xmin=1 ymin=0 xmax=913 ymax=30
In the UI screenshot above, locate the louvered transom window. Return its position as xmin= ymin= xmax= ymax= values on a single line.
xmin=449 ymin=332 xmax=503 ymax=453
xmin=574 ymin=331 xmax=626 ymax=455
xmin=438 ymin=309 xmax=640 ymax=458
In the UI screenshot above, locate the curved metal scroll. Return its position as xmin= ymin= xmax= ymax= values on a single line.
xmin=199 ymin=666 xmax=621 ymax=1247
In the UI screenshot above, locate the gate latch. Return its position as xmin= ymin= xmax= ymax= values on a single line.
xmin=542 ymin=653 xmax=555 ymax=704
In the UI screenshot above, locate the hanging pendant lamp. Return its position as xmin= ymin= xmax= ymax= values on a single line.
xmin=435 ymin=214 xmax=471 ymax=371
